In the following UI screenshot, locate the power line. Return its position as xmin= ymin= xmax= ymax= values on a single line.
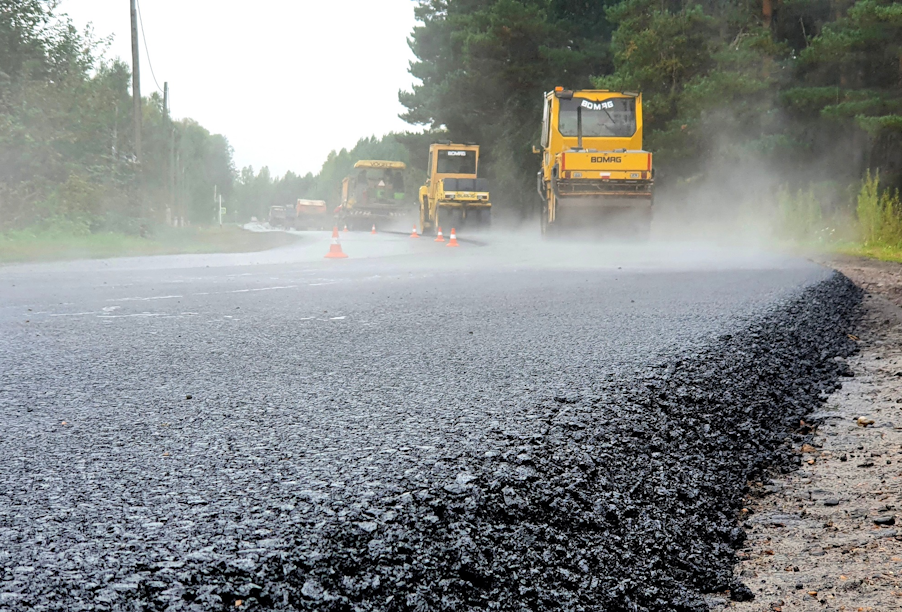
xmin=135 ymin=0 xmax=164 ymax=94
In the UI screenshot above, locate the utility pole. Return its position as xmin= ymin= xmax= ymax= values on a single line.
xmin=170 ymin=121 xmax=177 ymax=225
xmin=164 ymin=82 xmax=176 ymax=226
xmin=130 ymin=0 xmax=146 ymax=226
xmin=130 ymin=0 xmax=142 ymax=163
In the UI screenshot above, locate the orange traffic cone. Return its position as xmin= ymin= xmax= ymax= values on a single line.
xmin=325 ymin=227 xmax=348 ymax=259
xmin=434 ymin=227 xmax=445 ymax=242
xmin=446 ymin=228 xmax=459 ymax=247
xmin=371 ymin=224 xmax=376 ymax=235
xmin=343 ymin=224 xmax=349 ymax=233
xmin=410 ymin=225 xmax=420 ymax=238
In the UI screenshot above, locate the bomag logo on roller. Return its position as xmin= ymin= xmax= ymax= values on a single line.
xmin=591 ymin=156 xmax=622 ymax=163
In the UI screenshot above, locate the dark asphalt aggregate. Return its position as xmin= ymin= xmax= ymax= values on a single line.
xmin=0 ymin=240 xmax=860 ymax=611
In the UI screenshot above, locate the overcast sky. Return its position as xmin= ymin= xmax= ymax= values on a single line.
xmin=62 ymin=1 xmax=420 ymax=177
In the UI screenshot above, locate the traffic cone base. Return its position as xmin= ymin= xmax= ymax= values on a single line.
xmin=325 ymin=226 xmax=348 ymax=259
xmin=343 ymin=225 xmax=349 ymax=233
xmin=371 ymin=224 xmax=376 ymax=234
xmin=446 ymin=228 xmax=460 ymax=247
xmin=434 ymin=227 xmax=445 ymax=242
xmin=410 ymin=225 xmax=420 ymax=238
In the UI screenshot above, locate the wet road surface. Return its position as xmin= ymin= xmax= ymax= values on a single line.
xmin=0 ymin=231 xmax=857 ymax=611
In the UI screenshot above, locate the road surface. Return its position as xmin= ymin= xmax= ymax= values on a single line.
xmin=0 ymin=231 xmax=859 ymax=611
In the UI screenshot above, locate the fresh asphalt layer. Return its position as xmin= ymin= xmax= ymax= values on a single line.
xmin=0 ymin=231 xmax=858 ymax=611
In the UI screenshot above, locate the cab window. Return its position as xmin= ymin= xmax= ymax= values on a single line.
xmin=436 ymin=150 xmax=477 ymax=174
xmin=541 ymin=97 xmax=550 ymax=147
xmin=558 ymin=97 xmax=636 ymax=138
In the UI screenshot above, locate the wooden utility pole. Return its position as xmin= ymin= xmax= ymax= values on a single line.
xmin=164 ymin=81 xmax=175 ymax=225
xmin=130 ymin=0 xmax=142 ymax=163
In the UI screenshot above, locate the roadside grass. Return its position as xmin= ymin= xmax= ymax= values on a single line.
xmin=834 ymin=242 xmax=902 ymax=263
xmin=840 ymin=172 xmax=902 ymax=263
xmin=777 ymin=172 xmax=902 ymax=264
xmin=0 ymin=225 xmax=299 ymax=264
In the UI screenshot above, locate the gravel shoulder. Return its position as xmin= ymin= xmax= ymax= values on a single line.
xmin=724 ymin=257 xmax=902 ymax=611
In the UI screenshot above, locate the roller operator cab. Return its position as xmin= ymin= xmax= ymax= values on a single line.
xmin=536 ymin=88 xmax=653 ymax=237
xmin=419 ymin=143 xmax=491 ymax=235
xmin=338 ymin=160 xmax=414 ymax=231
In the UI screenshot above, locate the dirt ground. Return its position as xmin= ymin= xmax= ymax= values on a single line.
xmin=720 ymin=256 xmax=902 ymax=611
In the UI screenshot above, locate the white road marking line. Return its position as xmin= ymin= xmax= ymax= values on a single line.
xmin=249 ymin=285 xmax=297 ymax=291
xmin=49 ymin=312 xmax=97 ymax=317
xmin=217 ymin=285 xmax=301 ymax=295
xmin=108 ymin=295 xmax=182 ymax=302
xmin=97 ymin=312 xmax=165 ymax=318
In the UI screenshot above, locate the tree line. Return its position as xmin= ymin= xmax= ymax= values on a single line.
xmin=402 ymin=0 xmax=902 ymax=217
xmin=0 ymin=1 xmax=421 ymax=233
xmin=2 ymin=0 xmax=900 ymax=235
xmin=0 ymin=0 xmax=235 ymax=234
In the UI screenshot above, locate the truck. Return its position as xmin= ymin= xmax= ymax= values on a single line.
xmin=338 ymin=160 xmax=413 ymax=230
xmin=419 ymin=143 xmax=491 ymax=235
xmin=294 ymin=199 xmax=329 ymax=230
xmin=536 ymin=88 xmax=653 ymax=237
xmin=268 ymin=205 xmax=287 ymax=228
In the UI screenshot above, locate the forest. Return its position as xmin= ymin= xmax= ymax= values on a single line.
xmin=1 ymin=0 xmax=900 ymax=241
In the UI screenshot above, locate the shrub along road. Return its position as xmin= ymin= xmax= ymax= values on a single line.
xmin=0 ymin=234 xmax=860 ymax=611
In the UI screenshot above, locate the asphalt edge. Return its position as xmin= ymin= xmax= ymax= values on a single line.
xmin=166 ymin=272 xmax=861 ymax=612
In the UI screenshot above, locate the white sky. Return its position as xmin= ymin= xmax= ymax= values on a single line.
xmin=61 ymin=1 xmax=420 ymax=177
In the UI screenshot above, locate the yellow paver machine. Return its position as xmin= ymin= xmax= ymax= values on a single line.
xmin=338 ymin=160 xmax=414 ymax=231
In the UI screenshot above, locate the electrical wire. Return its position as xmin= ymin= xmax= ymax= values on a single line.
xmin=136 ymin=0 xmax=164 ymax=94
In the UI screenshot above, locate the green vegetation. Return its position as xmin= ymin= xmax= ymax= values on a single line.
xmin=857 ymin=171 xmax=902 ymax=246
xmin=775 ymin=172 xmax=902 ymax=261
xmin=835 ymin=243 xmax=902 ymax=263
xmin=0 ymin=0 xmax=233 ymax=234
xmin=0 ymin=225 xmax=297 ymax=264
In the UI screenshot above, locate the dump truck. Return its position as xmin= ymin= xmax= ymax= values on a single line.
xmin=294 ymin=199 xmax=329 ymax=230
xmin=337 ymin=160 xmax=413 ymax=230
xmin=419 ymin=143 xmax=491 ymax=235
xmin=536 ymin=88 xmax=653 ymax=237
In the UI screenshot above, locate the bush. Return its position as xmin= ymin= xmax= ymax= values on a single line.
xmin=857 ymin=171 xmax=902 ymax=246
xmin=774 ymin=181 xmax=856 ymax=245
